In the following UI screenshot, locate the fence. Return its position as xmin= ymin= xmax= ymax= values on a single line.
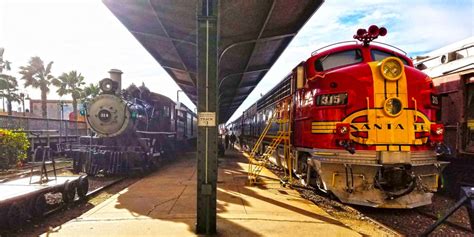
xmin=0 ymin=115 xmax=88 ymax=137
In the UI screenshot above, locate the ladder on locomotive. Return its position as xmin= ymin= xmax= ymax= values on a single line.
xmin=247 ymin=101 xmax=292 ymax=185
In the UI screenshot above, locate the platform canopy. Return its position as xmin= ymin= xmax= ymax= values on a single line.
xmin=103 ymin=0 xmax=323 ymax=122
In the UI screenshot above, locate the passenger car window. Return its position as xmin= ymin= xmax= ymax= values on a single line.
xmin=314 ymin=49 xmax=363 ymax=72
xmin=371 ymin=49 xmax=409 ymax=65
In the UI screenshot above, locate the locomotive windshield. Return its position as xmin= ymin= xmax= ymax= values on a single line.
xmin=314 ymin=49 xmax=363 ymax=72
xmin=371 ymin=49 xmax=409 ymax=65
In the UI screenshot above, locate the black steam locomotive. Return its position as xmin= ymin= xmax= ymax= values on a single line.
xmin=70 ymin=70 xmax=197 ymax=176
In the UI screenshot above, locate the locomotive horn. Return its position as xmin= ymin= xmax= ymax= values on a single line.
xmin=368 ymin=25 xmax=379 ymax=36
xmin=379 ymin=27 xmax=388 ymax=36
xmin=356 ymin=28 xmax=367 ymax=37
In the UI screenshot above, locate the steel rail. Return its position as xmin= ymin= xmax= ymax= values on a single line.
xmin=415 ymin=208 xmax=473 ymax=234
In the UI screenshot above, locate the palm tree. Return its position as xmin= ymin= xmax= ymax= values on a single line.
xmin=0 ymin=61 xmax=11 ymax=73
xmin=19 ymin=57 xmax=55 ymax=118
xmin=81 ymin=83 xmax=100 ymax=103
xmin=0 ymin=75 xmax=20 ymax=115
xmin=52 ymin=70 xmax=85 ymax=121
xmin=0 ymin=54 xmax=19 ymax=115
xmin=0 ymin=48 xmax=12 ymax=73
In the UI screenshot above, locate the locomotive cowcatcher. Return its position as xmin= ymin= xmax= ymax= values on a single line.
xmin=234 ymin=26 xmax=449 ymax=208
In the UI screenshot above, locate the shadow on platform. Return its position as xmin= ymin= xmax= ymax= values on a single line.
xmin=43 ymin=149 xmax=360 ymax=237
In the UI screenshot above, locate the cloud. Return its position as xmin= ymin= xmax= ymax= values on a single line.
xmin=227 ymin=0 xmax=473 ymax=122
xmin=0 ymin=0 xmax=195 ymax=109
xmin=0 ymin=0 xmax=471 ymax=121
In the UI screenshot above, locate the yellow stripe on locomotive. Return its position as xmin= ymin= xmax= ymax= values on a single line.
xmin=311 ymin=57 xmax=441 ymax=150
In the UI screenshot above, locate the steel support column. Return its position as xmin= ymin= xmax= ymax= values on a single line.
xmin=196 ymin=0 xmax=218 ymax=234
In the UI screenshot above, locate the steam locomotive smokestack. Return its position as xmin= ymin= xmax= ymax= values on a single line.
xmin=108 ymin=69 xmax=123 ymax=94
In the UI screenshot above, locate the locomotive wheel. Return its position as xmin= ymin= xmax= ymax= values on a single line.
xmin=76 ymin=176 xmax=89 ymax=200
xmin=62 ymin=180 xmax=76 ymax=203
xmin=31 ymin=194 xmax=47 ymax=218
xmin=297 ymin=153 xmax=309 ymax=177
xmin=7 ymin=202 xmax=27 ymax=229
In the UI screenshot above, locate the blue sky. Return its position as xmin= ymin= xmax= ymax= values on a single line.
xmin=231 ymin=0 xmax=473 ymax=122
xmin=0 ymin=0 xmax=472 ymax=121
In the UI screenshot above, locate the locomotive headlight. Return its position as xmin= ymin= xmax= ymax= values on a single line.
xmin=339 ymin=126 xmax=348 ymax=134
xmin=383 ymin=97 xmax=403 ymax=117
xmin=99 ymin=78 xmax=118 ymax=94
xmin=316 ymin=93 xmax=348 ymax=106
xmin=430 ymin=124 xmax=444 ymax=142
xmin=335 ymin=123 xmax=351 ymax=140
xmin=379 ymin=57 xmax=404 ymax=81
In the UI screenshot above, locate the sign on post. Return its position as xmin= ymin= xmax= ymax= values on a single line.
xmin=198 ymin=112 xmax=216 ymax=127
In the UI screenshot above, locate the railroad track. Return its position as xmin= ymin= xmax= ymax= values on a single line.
xmin=298 ymin=184 xmax=472 ymax=236
xmin=270 ymin=166 xmax=472 ymax=236
xmin=414 ymin=209 xmax=473 ymax=234
xmin=353 ymin=196 xmax=473 ymax=236
xmin=268 ymin=166 xmax=402 ymax=236
xmin=293 ymin=185 xmax=402 ymax=236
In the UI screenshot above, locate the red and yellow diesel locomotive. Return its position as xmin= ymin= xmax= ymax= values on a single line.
xmin=232 ymin=26 xmax=449 ymax=208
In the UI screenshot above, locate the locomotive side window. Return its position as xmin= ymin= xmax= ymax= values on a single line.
xmin=163 ymin=106 xmax=170 ymax=117
xmin=314 ymin=49 xmax=363 ymax=72
xmin=371 ymin=49 xmax=409 ymax=65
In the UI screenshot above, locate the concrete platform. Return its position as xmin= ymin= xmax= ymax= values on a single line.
xmin=43 ymin=150 xmax=362 ymax=237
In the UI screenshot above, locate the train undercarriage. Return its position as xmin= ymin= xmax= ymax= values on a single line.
xmin=303 ymin=149 xmax=448 ymax=208
xmin=250 ymin=138 xmax=448 ymax=208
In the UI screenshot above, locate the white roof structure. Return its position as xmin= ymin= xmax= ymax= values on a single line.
xmin=413 ymin=37 xmax=474 ymax=79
